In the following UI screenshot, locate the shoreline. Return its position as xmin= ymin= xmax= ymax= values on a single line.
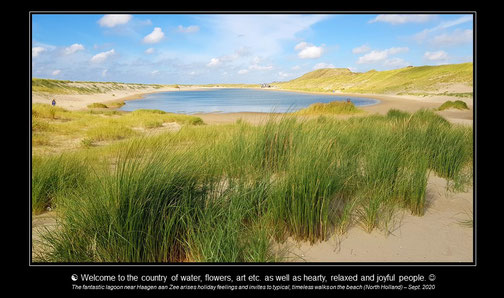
xmin=32 ymin=86 xmax=473 ymax=125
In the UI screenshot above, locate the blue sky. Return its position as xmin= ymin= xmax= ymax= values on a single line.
xmin=31 ymin=13 xmax=474 ymax=84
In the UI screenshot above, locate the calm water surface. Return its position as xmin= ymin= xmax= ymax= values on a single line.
xmin=120 ymin=88 xmax=379 ymax=114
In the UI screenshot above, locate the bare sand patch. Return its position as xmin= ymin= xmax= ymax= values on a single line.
xmin=32 ymin=211 xmax=58 ymax=261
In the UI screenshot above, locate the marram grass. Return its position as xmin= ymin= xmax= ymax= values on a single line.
xmin=294 ymin=101 xmax=362 ymax=115
xmin=437 ymin=100 xmax=470 ymax=111
xmin=33 ymin=109 xmax=473 ymax=262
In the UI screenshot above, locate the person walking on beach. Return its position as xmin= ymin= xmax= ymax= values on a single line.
xmin=52 ymin=99 xmax=56 ymax=106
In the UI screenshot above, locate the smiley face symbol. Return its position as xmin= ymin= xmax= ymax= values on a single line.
xmin=428 ymin=274 xmax=436 ymax=282
xmin=71 ymin=274 xmax=78 ymax=281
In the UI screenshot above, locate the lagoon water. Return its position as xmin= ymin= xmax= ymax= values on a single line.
xmin=120 ymin=88 xmax=379 ymax=114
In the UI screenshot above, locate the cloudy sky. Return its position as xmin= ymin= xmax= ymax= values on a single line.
xmin=31 ymin=13 xmax=474 ymax=84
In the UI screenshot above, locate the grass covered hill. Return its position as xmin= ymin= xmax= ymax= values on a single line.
xmin=276 ymin=63 xmax=473 ymax=97
xmin=32 ymin=78 xmax=167 ymax=95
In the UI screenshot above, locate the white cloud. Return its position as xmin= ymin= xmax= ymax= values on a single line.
xmin=291 ymin=65 xmax=301 ymax=70
xmin=295 ymin=42 xmax=324 ymax=59
xmin=177 ymin=25 xmax=200 ymax=33
xmin=238 ymin=69 xmax=249 ymax=74
xmin=278 ymin=71 xmax=293 ymax=78
xmin=249 ymin=64 xmax=273 ymax=71
xmin=143 ymin=27 xmax=164 ymax=44
xmin=63 ymin=43 xmax=84 ymax=55
xmin=90 ymin=49 xmax=115 ymax=63
xmin=369 ymin=14 xmax=434 ymax=25
xmin=352 ymin=44 xmax=371 ymax=54
xmin=431 ymin=29 xmax=472 ymax=47
xmin=98 ymin=14 xmax=132 ymax=27
xmin=383 ymin=58 xmax=409 ymax=68
xmin=207 ymin=58 xmax=221 ymax=67
xmin=424 ymin=15 xmax=473 ymax=34
xmin=139 ymin=19 xmax=153 ymax=26
xmin=145 ymin=48 xmax=155 ymax=54
xmin=52 ymin=70 xmax=61 ymax=75
xmin=294 ymin=42 xmax=309 ymax=51
xmin=32 ymin=47 xmax=45 ymax=57
xmin=357 ymin=47 xmax=409 ymax=64
xmin=205 ymin=48 xmax=251 ymax=68
xmin=412 ymin=15 xmax=473 ymax=44
xmin=102 ymin=69 xmax=108 ymax=77
xmin=424 ymin=50 xmax=449 ymax=61
xmin=205 ymin=14 xmax=329 ymax=58
xmin=313 ymin=62 xmax=335 ymax=70
xmin=358 ymin=51 xmax=388 ymax=64
xmin=299 ymin=46 xmax=323 ymax=59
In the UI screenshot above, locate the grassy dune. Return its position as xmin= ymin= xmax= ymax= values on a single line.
xmin=32 ymin=78 xmax=167 ymax=94
xmin=31 ymin=104 xmax=203 ymax=155
xmin=276 ymin=63 xmax=473 ymax=96
xmin=32 ymin=108 xmax=473 ymax=262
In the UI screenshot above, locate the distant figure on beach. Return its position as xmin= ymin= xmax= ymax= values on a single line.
xmin=346 ymin=98 xmax=351 ymax=103
xmin=52 ymin=99 xmax=56 ymax=106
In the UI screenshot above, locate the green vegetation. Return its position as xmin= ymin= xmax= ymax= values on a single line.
xmin=31 ymin=104 xmax=203 ymax=154
xmin=107 ymin=101 xmax=125 ymax=108
xmin=437 ymin=100 xmax=470 ymax=111
xmin=32 ymin=78 xmax=165 ymax=95
xmin=277 ymin=63 xmax=473 ymax=96
xmin=398 ymin=92 xmax=473 ymax=98
xmin=87 ymin=102 xmax=108 ymax=109
xmin=294 ymin=101 xmax=362 ymax=115
xmin=32 ymin=108 xmax=473 ymax=262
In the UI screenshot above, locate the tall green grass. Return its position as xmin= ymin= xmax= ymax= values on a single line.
xmin=31 ymin=154 xmax=90 ymax=214
xmin=33 ymin=109 xmax=473 ymax=262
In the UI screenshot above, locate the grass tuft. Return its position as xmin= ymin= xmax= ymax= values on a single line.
xmin=437 ymin=100 xmax=469 ymax=111
xmin=294 ymin=101 xmax=362 ymax=115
